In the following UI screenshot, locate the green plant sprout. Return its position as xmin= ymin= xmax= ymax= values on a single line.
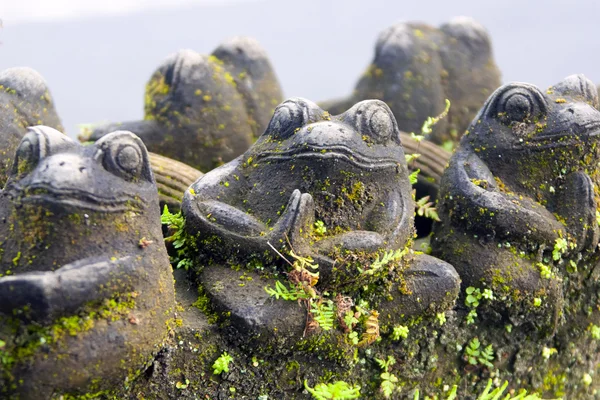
xmin=391 ymin=325 xmax=409 ymax=341
xmin=314 ymin=220 xmax=327 ymax=236
xmin=161 ymin=205 xmax=196 ymax=270
xmin=212 ymin=351 xmax=233 ymax=375
xmin=464 ymin=286 xmax=494 ymax=325
xmin=304 ymin=380 xmax=361 ymax=400
xmin=552 ymin=237 xmax=569 ymax=261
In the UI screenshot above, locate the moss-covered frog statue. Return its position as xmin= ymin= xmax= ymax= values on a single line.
xmin=182 ymin=98 xmax=460 ymax=340
xmin=432 ymin=74 xmax=600 ymax=332
xmin=0 ymin=127 xmax=175 ymax=398
xmin=87 ymin=36 xmax=283 ymax=172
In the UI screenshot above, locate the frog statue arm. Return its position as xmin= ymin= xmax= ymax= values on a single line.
xmin=442 ymin=147 xmax=566 ymax=247
xmin=0 ymin=256 xmax=143 ymax=323
xmin=182 ymin=158 xmax=314 ymax=260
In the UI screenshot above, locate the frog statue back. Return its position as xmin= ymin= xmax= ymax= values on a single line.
xmin=432 ymin=74 xmax=600 ymax=332
xmin=0 ymin=127 xmax=175 ymax=399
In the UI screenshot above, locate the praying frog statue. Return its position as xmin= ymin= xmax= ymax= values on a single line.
xmin=182 ymin=98 xmax=460 ymax=337
xmin=432 ymin=74 xmax=600 ymax=330
xmin=0 ymin=127 xmax=175 ymax=398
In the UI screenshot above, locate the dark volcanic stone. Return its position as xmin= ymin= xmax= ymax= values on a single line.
xmin=432 ymin=74 xmax=600 ymax=332
xmin=182 ymin=97 xmax=459 ymax=339
xmin=88 ymin=36 xmax=284 ymax=172
xmin=0 ymin=127 xmax=175 ymax=398
xmin=0 ymin=67 xmax=63 ymax=187
xmin=321 ymin=17 xmax=501 ymax=146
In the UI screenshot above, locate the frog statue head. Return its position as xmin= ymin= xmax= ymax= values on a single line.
xmin=321 ymin=17 xmax=501 ymax=146
xmin=86 ymin=36 xmax=283 ymax=172
xmin=432 ymin=74 xmax=600 ymax=333
xmin=0 ymin=67 xmax=63 ymax=188
xmin=181 ymin=98 xmax=459 ymax=341
xmin=0 ymin=127 xmax=175 ymax=398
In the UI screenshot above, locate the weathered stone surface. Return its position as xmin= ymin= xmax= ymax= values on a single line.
xmin=0 ymin=127 xmax=175 ymax=398
xmin=87 ymin=36 xmax=284 ymax=172
xmin=0 ymin=67 xmax=63 ymax=187
xmin=202 ymin=264 xmax=306 ymax=341
xmin=321 ymin=17 xmax=501 ymax=146
xmin=432 ymin=74 xmax=600 ymax=332
xmin=182 ymin=97 xmax=459 ymax=340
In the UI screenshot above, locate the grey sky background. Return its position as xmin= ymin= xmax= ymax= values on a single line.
xmin=1 ymin=0 xmax=599 ymax=135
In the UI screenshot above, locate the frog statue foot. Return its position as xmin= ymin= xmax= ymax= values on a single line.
xmin=181 ymin=98 xmax=460 ymax=343
xmin=0 ymin=127 xmax=175 ymax=399
xmin=431 ymin=74 xmax=600 ymax=334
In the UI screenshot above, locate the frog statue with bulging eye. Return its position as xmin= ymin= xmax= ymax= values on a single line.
xmin=182 ymin=98 xmax=460 ymax=338
xmin=87 ymin=36 xmax=283 ymax=172
xmin=431 ymin=74 xmax=600 ymax=331
xmin=0 ymin=127 xmax=175 ymax=399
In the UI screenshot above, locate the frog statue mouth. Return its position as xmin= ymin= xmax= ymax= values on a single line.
xmin=5 ymin=127 xmax=154 ymax=214
xmin=6 ymin=182 xmax=146 ymax=213
xmin=254 ymin=145 xmax=401 ymax=171
xmin=522 ymin=122 xmax=600 ymax=150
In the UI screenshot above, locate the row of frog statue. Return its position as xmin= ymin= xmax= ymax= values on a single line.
xmin=1 ymin=16 xmax=600 ymax=399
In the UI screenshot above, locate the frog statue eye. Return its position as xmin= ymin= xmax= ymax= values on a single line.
xmin=348 ymin=100 xmax=399 ymax=144
xmin=491 ymin=83 xmax=548 ymax=124
xmin=551 ymin=74 xmax=599 ymax=109
xmin=265 ymin=98 xmax=321 ymax=140
xmin=11 ymin=126 xmax=76 ymax=178
xmin=95 ymin=131 xmax=153 ymax=182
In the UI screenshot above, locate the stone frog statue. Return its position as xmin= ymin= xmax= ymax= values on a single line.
xmin=321 ymin=17 xmax=501 ymax=146
xmin=431 ymin=74 xmax=600 ymax=332
xmin=0 ymin=67 xmax=63 ymax=187
xmin=182 ymin=98 xmax=460 ymax=338
xmin=0 ymin=127 xmax=175 ymax=398
xmin=87 ymin=36 xmax=284 ymax=172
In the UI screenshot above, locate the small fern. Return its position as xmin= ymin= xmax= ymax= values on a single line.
xmin=359 ymin=248 xmax=407 ymax=275
xmin=409 ymin=169 xmax=420 ymax=185
xmin=375 ymin=356 xmax=398 ymax=398
xmin=412 ymin=379 xmax=552 ymax=399
xmin=464 ymin=337 xmax=495 ymax=368
xmin=264 ymin=280 xmax=310 ymax=301
xmin=310 ymin=300 xmax=336 ymax=331
xmin=304 ymin=379 xmax=361 ymax=400
xmin=358 ymin=310 xmax=380 ymax=347
xmin=415 ymin=195 xmax=440 ymax=222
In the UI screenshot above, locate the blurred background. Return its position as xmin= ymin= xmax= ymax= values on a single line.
xmin=1 ymin=0 xmax=599 ymax=135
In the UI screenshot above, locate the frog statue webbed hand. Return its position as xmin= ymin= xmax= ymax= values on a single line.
xmin=0 ymin=127 xmax=174 ymax=398
xmin=432 ymin=74 xmax=600 ymax=332
xmin=182 ymin=98 xmax=460 ymax=339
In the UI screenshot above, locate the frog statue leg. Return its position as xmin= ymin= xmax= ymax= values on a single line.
xmin=0 ymin=256 xmax=143 ymax=323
